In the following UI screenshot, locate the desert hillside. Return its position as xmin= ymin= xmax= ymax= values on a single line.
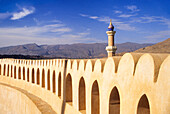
xmin=135 ymin=38 xmax=170 ymax=53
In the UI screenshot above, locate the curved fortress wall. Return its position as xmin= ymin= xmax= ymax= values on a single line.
xmin=0 ymin=53 xmax=169 ymax=114
xmin=0 ymin=84 xmax=41 ymax=114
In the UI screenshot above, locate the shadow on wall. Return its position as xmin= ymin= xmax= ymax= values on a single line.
xmin=79 ymin=77 xmax=86 ymax=113
xmin=109 ymin=87 xmax=120 ymax=114
xmin=137 ymin=94 xmax=150 ymax=114
xmin=91 ymin=80 xmax=99 ymax=114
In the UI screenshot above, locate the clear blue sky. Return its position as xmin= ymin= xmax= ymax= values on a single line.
xmin=0 ymin=0 xmax=170 ymax=47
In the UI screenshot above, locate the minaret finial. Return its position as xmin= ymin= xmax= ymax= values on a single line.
xmin=108 ymin=19 xmax=114 ymax=31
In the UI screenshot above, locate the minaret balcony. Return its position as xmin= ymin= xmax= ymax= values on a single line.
xmin=106 ymin=46 xmax=117 ymax=52
xmin=106 ymin=31 xmax=116 ymax=36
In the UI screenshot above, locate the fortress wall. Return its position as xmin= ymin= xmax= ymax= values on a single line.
xmin=0 ymin=53 xmax=169 ymax=114
xmin=0 ymin=83 xmax=41 ymax=114
xmin=156 ymin=55 xmax=170 ymax=113
xmin=0 ymin=75 xmax=80 ymax=114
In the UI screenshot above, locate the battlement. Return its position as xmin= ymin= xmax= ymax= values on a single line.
xmin=0 ymin=53 xmax=169 ymax=114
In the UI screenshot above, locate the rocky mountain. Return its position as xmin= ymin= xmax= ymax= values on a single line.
xmin=0 ymin=42 xmax=153 ymax=59
xmin=135 ymin=38 xmax=170 ymax=53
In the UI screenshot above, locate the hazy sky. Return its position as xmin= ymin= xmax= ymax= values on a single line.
xmin=0 ymin=0 xmax=170 ymax=47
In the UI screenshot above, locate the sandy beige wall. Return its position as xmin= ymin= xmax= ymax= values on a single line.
xmin=0 ymin=75 xmax=81 ymax=114
xmin=0 ymin=53 xmax=169 ymax=114
xmin=0 ymin=84 xmax=41 ymax=114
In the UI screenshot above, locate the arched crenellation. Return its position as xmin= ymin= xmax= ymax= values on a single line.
xmin=137 ymin=94 xmax=150 ymax=114
xmin=109 ymin=87 xmax=120 ymax=114
xmin=0 ymin=53 xmax=169 ymax=114
xmin=91 ymin=80 xmax=100 ymax=114
xmin=79 ymin=77 xmax=86 ymax=113
xmin=66 ymin=73 xmax=73 ymax=105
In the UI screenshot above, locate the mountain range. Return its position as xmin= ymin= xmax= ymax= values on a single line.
xmin=0 ymin=42 xmax=154 ymax=59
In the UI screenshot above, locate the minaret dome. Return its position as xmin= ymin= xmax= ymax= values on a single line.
xmin=108 ymin=19 xmax=114 ymax=31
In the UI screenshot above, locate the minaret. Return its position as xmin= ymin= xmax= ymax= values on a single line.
xmin=106 ymin=19 xmax=117 ymax=57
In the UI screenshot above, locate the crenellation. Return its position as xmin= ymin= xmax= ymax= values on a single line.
xmin=85 ymin=59 xmax=96 ymax=72
xmin=103 ymin=58 xmax=116 ymax=76
xmin=156 ymin=56 xmax=170 ymax=114
xmin=85 ymin=60 xmax=93 ymax=72
xmin=35 ymin=60 xmax=37 ymax=66
xmin=58 ymin=59 xmax=61 ymax=67
xmin=135 ymin=54 xmax=166 ymax=83
xmin=36 ymin=60 xmax=39 ymax=66
xmin=46 ymin=60 xmax=49 ymax=66
xmin=43 ymin=60 xmax=46 ymax=66
xmin=53 ymin=59 xmax=56 ymax=66
xmin=72 ymin=60 xmax=80 ymax=71
xmin=148 ymin=53 xmax=168 ymax=82
xmin=67 ymin=59 xmax=73 ymax=70
xmin=0 ymin=53 xmax=169 ymax=114
xmin=28 ymin=60 xmax=30 ymax=65
xmin=55 ymin=59 xmax=58 ymax=67
xmin=79 ymin=60 xmax=87 ymax=71
xmin=94 ymin=59 xmax=106 ymax=73
xmin=117 ymin=53 xmax=138 ymax=77
xmin=50 ymin=59 xmax=53 ymax=66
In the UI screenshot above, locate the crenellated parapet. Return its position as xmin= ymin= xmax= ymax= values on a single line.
xmin=0 ymin=53 xmax=169 ymax=114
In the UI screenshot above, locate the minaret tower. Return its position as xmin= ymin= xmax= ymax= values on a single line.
xmin=106 ymin=19 xmax=117 ymax=57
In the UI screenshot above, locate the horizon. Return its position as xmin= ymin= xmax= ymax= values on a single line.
xmin=0 ymin=40 xmax=157 ymax=48
xmin=0 ymin=0 xmax=170 ymax=47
